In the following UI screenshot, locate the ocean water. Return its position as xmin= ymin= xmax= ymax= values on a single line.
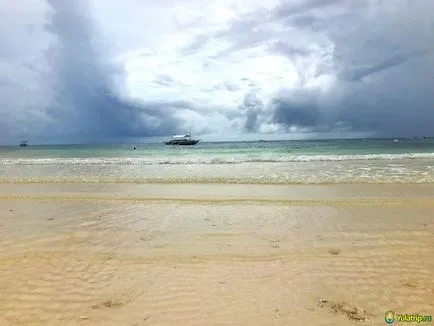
xmin=1 ymin=138 xmax=434 ymax=184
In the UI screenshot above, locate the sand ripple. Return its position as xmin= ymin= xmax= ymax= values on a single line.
xmin=0 ymin=184 xmax=433 ymax=325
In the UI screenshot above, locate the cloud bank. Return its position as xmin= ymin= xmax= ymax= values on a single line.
xmin=0 ymin=0 xmax=433 ymax=144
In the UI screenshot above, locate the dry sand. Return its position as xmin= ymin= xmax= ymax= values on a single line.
xmin=0 ymin=183 xmax=433 ymax=325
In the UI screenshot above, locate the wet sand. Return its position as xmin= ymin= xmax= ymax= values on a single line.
xmin=0 ymin=183 xmax=433 ymax=325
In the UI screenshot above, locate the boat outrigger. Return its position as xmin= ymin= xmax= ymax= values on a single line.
xmin=164 ymin=134 xmax=200 ymax=145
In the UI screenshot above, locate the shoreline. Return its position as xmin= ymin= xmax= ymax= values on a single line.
xmin=2 ymin=182 xmax=434 ymax=197
xmin=2 ymin=156 xmax=434 ymax=186
xmin=2 ymin=179 xmax=434 ymax=185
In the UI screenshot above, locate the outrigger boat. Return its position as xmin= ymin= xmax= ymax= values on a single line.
xmin=164 ymin=134 xmax=200 ymax=145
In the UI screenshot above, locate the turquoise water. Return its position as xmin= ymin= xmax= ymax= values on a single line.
xmin=2 ymin=138 xmax=434 ymax=160
xmin=1 ymin=139 xmax=434 ymax=184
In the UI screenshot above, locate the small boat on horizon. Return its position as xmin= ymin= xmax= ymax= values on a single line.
xmin=164 ymin=134 xmax=200 ymax=146
xmin=19 ymin=140 xmax=29 ymax=147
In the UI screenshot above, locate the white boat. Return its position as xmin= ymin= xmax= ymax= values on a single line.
xmin=164 ymin=134 xmax=200 ymax=145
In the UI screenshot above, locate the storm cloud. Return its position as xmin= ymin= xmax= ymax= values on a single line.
xmin=0 ymin=0 xmax=434 ymax=143
xmin=43 ymin=0 xmax=181 ymax=142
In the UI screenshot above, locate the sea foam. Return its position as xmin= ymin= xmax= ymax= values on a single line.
xmin=1 ymin=152 xmax=434 ymax=165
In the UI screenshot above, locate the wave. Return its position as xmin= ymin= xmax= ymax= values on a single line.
xmin=1 ymin=176 xmax=434 ymax=185
xmin=1 ymin=152 xmax=434 ymax=165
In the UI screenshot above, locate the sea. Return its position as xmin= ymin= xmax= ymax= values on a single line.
xmin=1 ymin=138 xmax=434 ymax=184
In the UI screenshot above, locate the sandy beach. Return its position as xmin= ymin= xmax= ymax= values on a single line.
xmin=2 ymin=0 xmax=434 ymax=321
xmin=0 ymin=183 xmax=433 ymax=325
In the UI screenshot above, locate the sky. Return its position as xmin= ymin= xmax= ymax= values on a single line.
xmin=0 ymin=0 xmax=433 ymax=144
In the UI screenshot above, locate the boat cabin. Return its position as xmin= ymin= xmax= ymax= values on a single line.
xmin=172 ymin=134 xmax=191 ymax=139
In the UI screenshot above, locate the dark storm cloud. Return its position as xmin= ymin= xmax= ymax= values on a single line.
xmin=240 ymin=92 xmax=264 ymax=132
xmin=43 ymin=0 xmax=180 ymax=142
xmin=272 ymin=98 xmax=320 ymax=128
xmin=335 ymin=54 xmax=434 ymax=137
xmin=338 ymin=50 xmax=427 ymax=82
xmin=231 ymin=0 xmax=434 ymax=137
xmin=287 ymin=14 xmax=317 ymax=28
xmin=275 ymin=0 xmax=345 ymax=18
xmin=244 ymin=110 xmax=258 ymax=132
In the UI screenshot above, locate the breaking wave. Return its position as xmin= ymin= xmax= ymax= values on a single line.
xmin=1 ymin=152 xmax=434 ymax=165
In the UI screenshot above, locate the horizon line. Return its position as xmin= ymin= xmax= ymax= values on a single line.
xmin=1 ymin=135 xmax=432 ymax=147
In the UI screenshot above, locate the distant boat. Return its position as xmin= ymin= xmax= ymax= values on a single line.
xmin=392 ymin=138 xmax=399 ymax=143
xmin=164 ymin=134 xmax=200 ymax=145
xmin=19 ymin=140 xmax=29 ymax=147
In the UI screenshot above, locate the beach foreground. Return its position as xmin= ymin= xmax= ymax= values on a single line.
xmin=0 ymin=183 xmax=433 ymax=326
